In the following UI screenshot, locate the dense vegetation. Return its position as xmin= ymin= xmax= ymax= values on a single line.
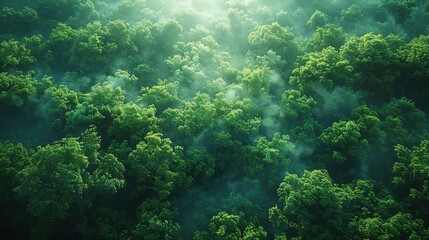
xmin=1 ymin=0 xmax=429 ymax=239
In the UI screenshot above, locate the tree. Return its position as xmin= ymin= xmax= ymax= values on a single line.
xmin=269 ymin=170 xmax=345 ymax=239
xmin=399 ymin=35 xmax=429 ymax=78
xmin=184 ymin=147 xmax=216 ymax=185
xmin=244 ymin=50 xmax=286 ymax=74
xmin=340 ymin=5 xmax=363 ymax=30
xmin=213 ymin=93 xmax=261 ymax=138
xmin=15 ymin=128 xmax=125 ymax=238
xmin=140 ymin=80 xmax=181 ymax=112
xmin=0 ymin=39 xmax=36 ymax=71
xmin=398 ymin=35 xmax=429 ymax=109
xmin=36 ymin=0 xmax=83 ymax=22
xmin=109 ymin=103 xmax=159 ymax=147
xmin=224 ymin=7 xmax=256 ymax=53
xmin=127 ymin=132 xmax=189 ymax=199
xmin=79 ymin=206 xmax=130 ymax=240
xmin=23 ymin=35 xmax=45 ymax=61
xmin=237 ymin=67 xmax=272 ymax=97
xmin=175 ymin=93 xmax=216 ymax=137
xmin=248 ymin=22 xmax=299 ymax=66
xmin=0 ymin=6 xmax=39 ymax=35
xmin=350 ymin=105 xmax=383 ymax=144
xmin=65 ymin=83 xmax=125 ymax=139
xmin=280 ymin=89 xmax=321 ymax=145
xmin=45 ymin=22 xmax=78 ymax=69
xmin=67 ymin=0 xmax=100 ymax=27
xmin=393 ymin=138 xmax=429 ymax=222
xmin=306 ymin=10 xmax=327 ymax=30
xmin=380 ymin=0 xmax=416 ymax=24
xmin=68 ymin=21 xmax=111 ymax=72
xmin=0 ymin=141 xmax=32 ymax=239
xmin=156 ymin=19 xmax=183 ymax=55
xmin=290 ymin=46 xmax=354 ymax=93
xmin=318 ymin=120 xmax=369 ymax=181
xmin=0 ymin=142 xmax=31 ymax=204
xmin=38 ymin=85 xmax=79 ymax=130
xmin=253 ymin=133 xmax=294 ymax=188
xmin=132 ymin=198 xmax=181 ymax=240
xmin=131 ymin=19 xmax=155 ymax=54
xmin=340 ymin=33 xmax=399 ymax=99
xmin=105 ymin=19 xmax=137 ymax=56
xmin=307 ymin=24 xmax=346 ymax=51
xmin=194 ymin=212 xmax=267 ymax=240
xmin=270 ymin=170 xmax=403 ymax=239
xmin=104 ymin=69 xmax=140 ymax=101
xmin=209 ymin=212 xmax=241 ymax=240
xmin=281 ymin=89 xmax=315 ymax=124
xmin=380 ymin=97 xmax=427 ymax=146
xmin=355 ymin=212 xmax=429 ymax=239
xmin=0 ymin=72 xmax=36 ymax=109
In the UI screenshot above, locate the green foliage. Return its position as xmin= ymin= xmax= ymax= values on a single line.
xmin=0 ymin=40 xmax=36 ymax=71
xmin=23 ymin=35 xmax=45 ymax=60
xmin=308 ymin=24 xmax=346 ymax=51
xmin=393 ymin=139 xmax=429 ymax=219
xmin=133 ymin=198 xmax=181 ymax=240
xmin=0 ymin=142 xmax=31 ymax=203
xmin=253 ymin=133 xmax=294 ymax=187
xmin=355 ymin=212 xmax=429 ymax=239
xmin=319 ymin=121 xmax=363 ymax=150
xmin=290 ymin=46 xmax=353 ymax=92
xmin=128 ymin=132 xmax=189 ymax=199
xmin=248 ymin=22 xmax=299 ymax=65
xmin=39 ymin=85 xmax=79 ymax=129
xmin=209 ymin=212 xmax=241 ymax=240
xmin=280 ymin=89 xmax=321 ymax=145
xmin=45 ymin=22 xmax=78 ymax=68
xmin=175 ymin=93 xmax=216 ymax=136
xmin=132 ymin=19 xmax=155 ymax=53
xmin=399 ymin=35 xmax=429 ymax=78
xmin=270 ymin=170 xmax=412 ymax=239
xmin=238 ymin=67 xmax=272 ymax=97
xmin=380 ymin=98 xmax=427 ymax=145
xmin=380 ymin=0 xmax=416 ymax=23
xmin=0 ymin=6 xmax=38 ymax=35
xmin=281 ymin=89 xmax=315 ymax=124
xmin=351 ymin=105 xmax=383 ymax=143
xmin=340 ymin=33 xmax=399 ymax=98
xmin=157 ymin=19 xmax=183 ymax=51
xmin=185 ymin=147 xmax=216 ymax=185
xmin=270 ymin=170 xmax=345 ymax=239
xmin=195 ymin=212 xmax=267 ymax=240
xmin=140 ymin=80 xmax=181 ymax=111
xmin=14 ymin=127 xmax=125 ymax=238
xmin=0 ymin=72 xmax=36 ymax=108
xmin=15 ymin=138 xmax=87 ymax=219
xmin=306 ymin=10 xmax=327 ymax=30
xmin=16 ymin=128 xmax=125 ymax=218
xmin=2 ymin=1 xmax=429 ymax=239
xmin=340 ymin=5 xmax=363 ymax=26
xmin=318 ymin=119 xmax=372 ymax=181
xmin=109 ymin=103 xmax=159 ymax=146
xmin=68 ymin=21 xmax=111 ymax=71
xmin=214 ymin=94 xmax=261 ymax=137
xmin=65 ymin=84 xmax=125 ymax=136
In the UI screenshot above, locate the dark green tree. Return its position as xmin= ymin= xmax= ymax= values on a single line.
xmin=393 ymin=138 xmax=429 ymax=222
xmin=15 ymin=128 xmax=125 ymax=239
xmin=127 ymin=132 xmax=189 ymax=199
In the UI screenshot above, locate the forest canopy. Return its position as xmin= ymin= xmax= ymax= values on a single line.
xmin=1 ymin=0 xmax=429 ymax=239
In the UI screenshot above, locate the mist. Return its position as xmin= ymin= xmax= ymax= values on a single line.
xmin=1 ymin=0 xmax=429 ymax=239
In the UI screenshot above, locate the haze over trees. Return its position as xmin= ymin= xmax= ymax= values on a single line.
xmin=1 ymin=0 xmax=429 ymax=239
